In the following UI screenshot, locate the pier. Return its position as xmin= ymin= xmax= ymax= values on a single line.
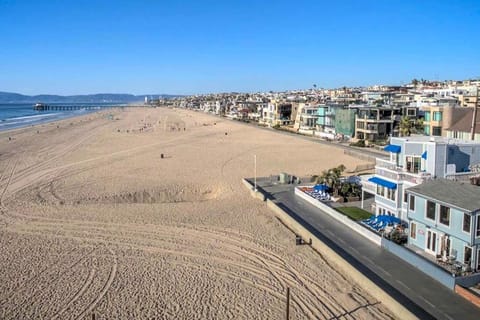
xmin=32 ymin=104 xmax=146 ymax=111
xmin=33 ymin=104 xmax=114 ymax=111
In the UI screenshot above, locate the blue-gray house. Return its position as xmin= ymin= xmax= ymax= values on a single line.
xmin=361 ymin=136 xmax=480 ymax=222
xmin=406 ymin=179 xmax=480 ymax=272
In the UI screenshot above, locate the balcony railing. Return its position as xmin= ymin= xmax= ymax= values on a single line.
xmin=445 ymin=172 xmax=480 ymax=182
xmin=376 ymin=158 xmax=397 ymax=170
xmin=360 ymin=175 xmax=377 ymax=194
xmin=375 ymin=158 xmax=433 ymax=184
xmin=375 ymin=168 xmax=399 ymax=181
xmin=401 ymin=171 xmax=432 ymax=184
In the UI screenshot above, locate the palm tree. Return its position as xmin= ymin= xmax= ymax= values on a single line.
xmin=399 ymin=116 xmax=412 ymax=137
xmin=315 ymin=164 xmax=346 ymax=195
xmin=413 ymin=118 xmax=425 ymax=134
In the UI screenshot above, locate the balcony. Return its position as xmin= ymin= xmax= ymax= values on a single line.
xmin=375 ymin=158 xmax=433 ymax=184
xmin=360 ymin=174 xmax=377 ymax=194
xmin=376 ymin=158 xmax=397 ymax=170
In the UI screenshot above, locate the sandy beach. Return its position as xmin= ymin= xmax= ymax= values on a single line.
xmin=0 ymin=107 xmax=394 ymax=319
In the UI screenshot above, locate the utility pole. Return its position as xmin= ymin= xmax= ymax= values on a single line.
xmin=471 ymin=86 xmax=479 ymax=141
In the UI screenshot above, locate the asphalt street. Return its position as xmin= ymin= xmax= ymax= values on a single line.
xmin=253 ymin=179 xmax=480 ymax=320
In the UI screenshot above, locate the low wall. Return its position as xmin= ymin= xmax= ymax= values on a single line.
xmin=381 ymin=239 xmax=455 ymax=289
xmin=455 ymin=273 xmax=480 ymax=288
xmin=343 ymin=148 xmax=377 ymax=162
xmin=241 ymin=179 xmax=266 ymax=201
xmin=295 ymin=188 xmax=382 ymax=246
xmin=264 ymin=198 xmax=417 ymax=320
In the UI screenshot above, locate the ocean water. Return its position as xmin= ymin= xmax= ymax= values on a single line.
xmin=0 ymin=103 xmax=119 ymax=131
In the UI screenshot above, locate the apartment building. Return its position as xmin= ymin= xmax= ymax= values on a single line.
xmin=354 ymin=105 xmax=401 ymax=142
xmin=259 ymin=100 xmax=293 ymax=126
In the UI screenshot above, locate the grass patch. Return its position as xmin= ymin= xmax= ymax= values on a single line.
xmin=336 ymin=207 xmax=372 ymax=221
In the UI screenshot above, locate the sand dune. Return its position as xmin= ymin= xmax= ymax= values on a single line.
xmin=0 ymin=107 xmax=394 ymax=319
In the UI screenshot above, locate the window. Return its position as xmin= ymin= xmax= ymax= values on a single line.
xmin=432 ymin=126 xmax=442 ymax=136
xmin=406 ymin=156 xmax=421 ymax=173
xmin=463 ymin=213 xmax=471 ymax=233
xmin=376 ymin=185 xmax=385 ymax=197
xmin=424 ymin=111 xmax=431 ymax=121
xmin=404 ymin=192 xmax=408 ymax=203
xmin=439 ymin=205 xmax=450 ymax=226
xmin=464 ymin=246 xmax=472 ymax=264
xmin=424 ymin=125 xmax=431 ymax=135
xmin=409 ymin=195 xmax=415 ymax=211
xmin=386 ymin=188 xmax=396 ymax=201
xmin=477 ymin=249 xmax=480 ymax=271
xmin=426 ymin=229 xmax=437 ymax=254
xmin=426 ymin=201 xmax=436 ymax=220
xmin=410 ymin=222 xmax=417 ymax=239
xmin=477 ymin=216 xmax=480 ymax=237
xmin=433 ymin=111 xmax=443 ymax=121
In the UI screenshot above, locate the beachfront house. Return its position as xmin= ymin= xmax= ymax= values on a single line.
xmin=445 ymin=108 xmax=480 ymax=142
xmin=314 ymin=104 xmax=355 ymax=140
xmin=259 ymin=100 xmax=293 ymax=127
xmin=406 ymin=179 xmax=480 ymax=272
xmin=293 ymin=103 xmax=319 ymax=133
xmin=361 ymin=136 xmax=480 ymax=222
xmin=354 ymin=105 xmax=401 ymax=143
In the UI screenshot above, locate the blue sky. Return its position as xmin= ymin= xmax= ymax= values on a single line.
xmin=0 ymin=0 xmax=479 ymax=95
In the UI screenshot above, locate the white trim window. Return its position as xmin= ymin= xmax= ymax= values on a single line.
xmin=439 ymin=205 xmax=450 ymax=227
xmin=464 ymin=245 xmax=472 ymax=265
xmin=409 ymin=195 xmax=415 ymax=211
xmin=477 ymin=248 xmax=480 ymax=271
xmin=426 ymin=200 xmax=436 ymax=221
xmin=463 ymin=213 xmax=471 ymax=234
xmin=410 ymin=222 xmax=417 ymax=240
xmin=426 ymin=229 xmax=437 ymax=255
xmin=476 ymin=215 xmax=480 ymax=238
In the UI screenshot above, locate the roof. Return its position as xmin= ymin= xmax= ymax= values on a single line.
xmin=406 ymin=179 xmax=480 ymax=212
xmin=446 ymin=108 xmax=480 ymax=134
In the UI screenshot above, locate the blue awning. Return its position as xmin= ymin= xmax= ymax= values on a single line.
xmin=421 ymin=151 xmax=427 ymax=160
xmin=368 ymin=177 xmax=397 ymax=189
xmin=384 ymin=144 xmax=401 ymax=153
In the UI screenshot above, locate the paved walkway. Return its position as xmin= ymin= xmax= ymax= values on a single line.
xmin=253 ymin=179 xmax=480 ymax=320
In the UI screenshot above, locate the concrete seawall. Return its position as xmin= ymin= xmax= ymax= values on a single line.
xmin=243 ymin=179 xmax=417 ymax=320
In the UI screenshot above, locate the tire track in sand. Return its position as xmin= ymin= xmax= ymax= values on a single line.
xmin=74 ymin=248 xmax=117 ymax=320
xmin=50 ymin=268 xmax=96 ymax=320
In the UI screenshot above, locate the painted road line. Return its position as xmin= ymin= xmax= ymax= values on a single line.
xmin=395 ymin=279 xmax=410 ymax=291
xmin=362 ymin=256 xmax=375 ymax=266
xmin=420 ymin=296 xmax=435 ymax=308
xmin=379 ymin=268 xmax=392 ymax=277
xmin=349 ymin=246 xmax=360 ymax=255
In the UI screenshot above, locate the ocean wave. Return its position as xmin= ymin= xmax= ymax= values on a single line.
xmin=3 ymin=113 xmax=60 ymax=122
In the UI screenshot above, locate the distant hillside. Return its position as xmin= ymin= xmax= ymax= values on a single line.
xmin=0 ymin=91 xmax=181 ymax=103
